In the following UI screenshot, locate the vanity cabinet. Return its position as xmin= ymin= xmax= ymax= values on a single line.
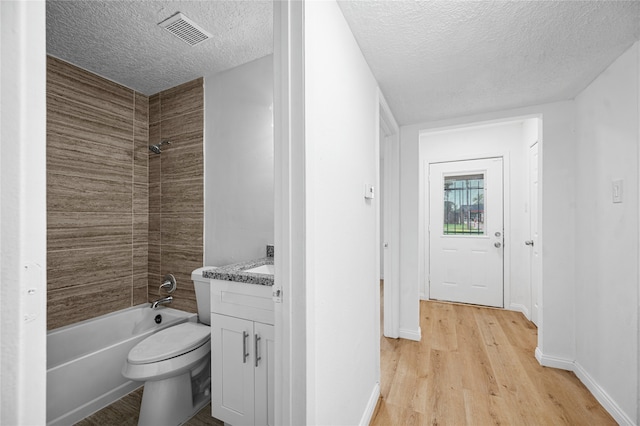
xmin=210 ymin=277 xmax=275 ymax=426
xmin=211 ymin=314 xmax=274 ymax=426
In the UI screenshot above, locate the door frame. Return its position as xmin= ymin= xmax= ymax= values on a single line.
xmin=273 ymin=1 xmax=305 ymax=424
xmin=423 ymin=153 xmax=510 ymax=308
xmin=379 ymin=90 xmax=400 ymax=339
xmin=1 ymin=2 xmax=48 ymax=424
xmin=528 ymin=141 xmax=540 ymax=326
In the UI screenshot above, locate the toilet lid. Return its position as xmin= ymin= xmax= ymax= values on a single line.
xmin=128 ymin=322 xmax=211 ymax=365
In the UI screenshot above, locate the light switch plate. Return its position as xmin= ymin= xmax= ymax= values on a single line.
xmin=612 ymin=179 xmax=623 ymax=203
xmin=365 ymin=184 xmax=375 ymax=199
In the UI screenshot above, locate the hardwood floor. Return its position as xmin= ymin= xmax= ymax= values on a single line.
xmin=371 ymin=300 xmax=616 ymax=425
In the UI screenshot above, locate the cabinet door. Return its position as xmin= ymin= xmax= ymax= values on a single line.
xmin=211 ymin=313 xmax=255 ymax=425
xmin=254 ymin=322 xmax=275 ymax=426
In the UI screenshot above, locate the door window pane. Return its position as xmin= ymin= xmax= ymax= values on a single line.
xmin=443 ymin=174 xmax=484 ymax=235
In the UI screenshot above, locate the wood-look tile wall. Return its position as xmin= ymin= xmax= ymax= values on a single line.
xmin=46 ymin=56 xmax=203 ymax=329
xmin=47 ymin=57 xmax=149 ymax=329
xmin=147 ymin=79 xmax=204 ymax=314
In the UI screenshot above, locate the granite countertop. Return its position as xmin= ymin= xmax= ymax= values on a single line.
xmin=203 ymin=257 xmax=274 ymax=286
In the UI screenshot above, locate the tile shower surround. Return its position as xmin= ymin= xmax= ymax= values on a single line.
xmin=47 ymin=56 xmax=203 ymax=329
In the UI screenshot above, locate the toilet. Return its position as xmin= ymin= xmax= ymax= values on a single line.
xmin=122 ymin=267 xmax=215 ymax=426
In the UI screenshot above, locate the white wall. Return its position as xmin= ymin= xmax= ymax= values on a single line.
xmin=0 ymin=1 xmax=48 ymax=424
xmin=204 ymin=55 xmax=274 ymax=266
xmin=304 ymin=1 xmax=380 ymax=424
xmin=418 ymin=120 xmax=530 ymax=314
xmin=574 ymin=41 xmax=639 ymax=424
xmin=401 ymin=100 xmax=576 ymax=365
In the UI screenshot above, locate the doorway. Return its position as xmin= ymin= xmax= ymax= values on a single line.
xmin=418 ymin=117 xmax=541 ymax=320
xmin=528 ymin=142 xmax=540 ymax=325
xmin=429 ymin=158 xmax=504 ymax=307
xmin=379 ymin=91 xmax=400 ymax=339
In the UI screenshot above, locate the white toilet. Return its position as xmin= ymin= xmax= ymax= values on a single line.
xmin=122 ymin=267 xmax=215 ymax=426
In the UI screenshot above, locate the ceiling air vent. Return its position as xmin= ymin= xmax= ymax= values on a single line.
xmin=158 ymin=12 xmax=212 ymax=46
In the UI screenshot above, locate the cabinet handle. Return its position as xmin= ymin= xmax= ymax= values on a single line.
xmin=243 ymin=331 xmax=249 ymax=364
xmin=255 ymin=334 xmax=262 ymax=367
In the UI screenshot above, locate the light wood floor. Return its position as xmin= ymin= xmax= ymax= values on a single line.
xmin=371 ymin=300 xmax=616 ymax=425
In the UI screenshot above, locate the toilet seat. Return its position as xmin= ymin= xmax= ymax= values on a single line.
xmin=128 ymin=322 xmax=211 ymax=365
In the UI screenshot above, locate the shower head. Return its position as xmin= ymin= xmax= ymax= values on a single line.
xmin=149 ymin=140 xmax=171 ymax=154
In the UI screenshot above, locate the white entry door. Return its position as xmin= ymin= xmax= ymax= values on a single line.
xmin=429 ymin=158 xmax=504 ymax=307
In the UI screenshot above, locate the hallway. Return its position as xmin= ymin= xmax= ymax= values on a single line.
xmin=371 ymin=300 xmax=615 ymax=425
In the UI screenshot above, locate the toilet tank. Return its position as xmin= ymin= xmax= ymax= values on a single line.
xmin=191 ymin=267 xmax=216 ymax=325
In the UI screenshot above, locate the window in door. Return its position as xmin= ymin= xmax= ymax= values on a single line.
xmin=443 ymin=174 xmax=485 ymax=235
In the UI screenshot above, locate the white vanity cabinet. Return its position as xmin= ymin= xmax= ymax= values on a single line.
xmin=210 ymin=278 xmax=275 ymax=426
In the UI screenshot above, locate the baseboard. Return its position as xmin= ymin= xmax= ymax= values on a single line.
xmin=534 ymin=347 xmax=574 ymax=371
xmin=359 ymin=381 xmax=380 ymax=426
xmin=535 ymin=349 xmax=636 ymax=425
xmin=573 ymin=362 xmax=636 ymax=426
xmin=509 ymin=303 xmax=530 ymax=320
xmin=399 ymin=326 xmax=421 ymax=342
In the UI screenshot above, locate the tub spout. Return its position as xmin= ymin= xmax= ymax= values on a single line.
xmin=150 ymin=296 xmax=173 ymax=309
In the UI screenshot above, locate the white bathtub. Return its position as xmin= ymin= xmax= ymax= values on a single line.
xmin=46 ymin=304 xmax=197 ymax=426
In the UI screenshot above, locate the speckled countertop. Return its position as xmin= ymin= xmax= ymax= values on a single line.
xmin=203 ymin=257 xmax=274 ymax=286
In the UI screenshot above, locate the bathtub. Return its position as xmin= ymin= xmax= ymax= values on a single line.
xmin=46 ymin=304 xmax=197 ymax=426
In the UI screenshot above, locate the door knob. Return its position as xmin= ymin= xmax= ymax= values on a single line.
xmin=494 ymin=242 xmax=501 ymax=248
xmin=525 ymin=240 xmax=534 ymax=246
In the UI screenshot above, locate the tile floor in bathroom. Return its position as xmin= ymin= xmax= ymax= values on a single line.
xmin=74 ymin=387 xmax=223 ymax=426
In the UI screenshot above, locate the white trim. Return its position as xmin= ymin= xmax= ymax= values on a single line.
xmin=535 ymin=350 xmax=637 ymax=424
xmin=378 ymin=89 xmax=400 ymax=339
xmin=273 ymin=1 xmax=306 ymax=424
xmin=202 ymin=78 xmax=209 ymax=263
xmin=399 ymin=326 xmax=422 ymax=342
xmin=527 ymin=139 xmax=540 ymax=327
xmin=1 ymin=2 xmax=48 ymax=424
xmin=533 ymin=116 xmax=545 ymax=359
xmin=509 ymin=303 xmax=531 ymax=320
xmin=418 ymin=113 xmax=544 ymax=136
xmin=359 ymin=382 xmax=381 ymax=426
xmin=534 ymin=348 xmax=574 ymax=371
xmin=637 ymin=39 xmax=640 ymax=426
xmin=420 ymin=157 xmax=428 ymax=301
xmin=574 ymin=363 xmax=636 ymax=426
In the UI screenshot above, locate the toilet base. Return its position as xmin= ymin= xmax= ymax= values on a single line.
xmin=137 ymin=359 xmax=211 ymax=426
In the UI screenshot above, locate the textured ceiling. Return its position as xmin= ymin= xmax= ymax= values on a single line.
xmin=46 ymin=0 xmax=273 ymax=95
xmin=48 ymin=1 xmax=640 ymax=125
xmin=338 ymin=1 xmax=640 ymax=125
